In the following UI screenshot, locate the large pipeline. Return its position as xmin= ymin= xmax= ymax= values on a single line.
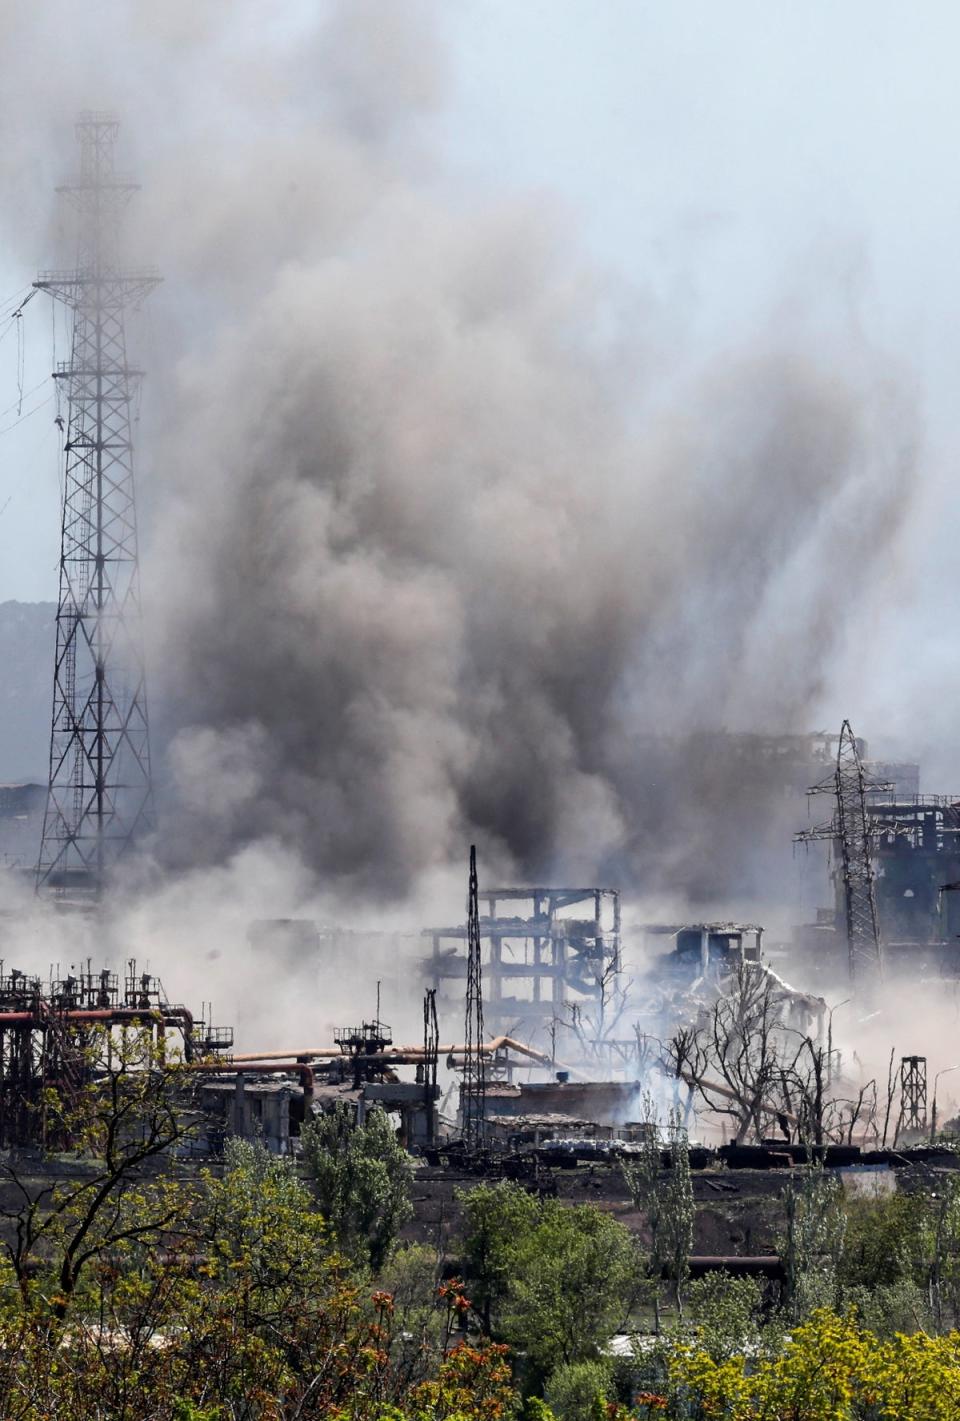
xmin=225 ymin=1034 xmax=587 ymax=1078
xmin=0 ymin=1006 xmax=199 ymax=1060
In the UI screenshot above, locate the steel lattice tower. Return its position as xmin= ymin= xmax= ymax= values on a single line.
xmin=796 ymin=720 xmax=886 ymax=983
xmin=900 ymin=1055 xmax=927 ymax=1133
xmin=35 ymin=114 xmax=159 ymax=896
xmin=462 ymin=845 xmax=486 ymax=1151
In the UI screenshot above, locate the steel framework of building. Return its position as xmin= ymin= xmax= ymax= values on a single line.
xmin=423 ymin=886 xmax=621 ymax=1041
xmin=35 ymin=113 xmax=159 ymax=895
xmin=796 ymin=720 xmax=886 ymax=982
xmin=462 ymin=846 xmax=486 ymax=1150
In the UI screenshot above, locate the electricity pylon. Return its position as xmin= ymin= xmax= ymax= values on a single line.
xmin=795 ymin=720 xmax=889 ymax=982
xmin=35 ymin=114 xmax=159 ymax=896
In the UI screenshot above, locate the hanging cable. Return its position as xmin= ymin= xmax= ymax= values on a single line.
xmin=0 ymin=286 xmax=33 ymax=319
xmin=0 ymin=374 xmax=49 ymax=423
xmin=10 ymin=288 xmax=37 ymax=417
xmin=0 ymin=392 xmax=53 ymax=438
xmin=9 ymin=289 xmax=35 ymax=320
xmin=16 ymin=311 xmax=24 ymax=415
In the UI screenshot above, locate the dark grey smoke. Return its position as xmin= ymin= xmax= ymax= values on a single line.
xmin=0 ymin=1 xmax=918 ymax=910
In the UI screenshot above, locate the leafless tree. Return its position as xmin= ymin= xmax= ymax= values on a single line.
xmin=664 ymin=962 xmax=879 ymax=1146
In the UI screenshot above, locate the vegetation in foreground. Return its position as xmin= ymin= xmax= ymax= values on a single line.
xmin=2 ymin=1036 xmax=960 ymax=1416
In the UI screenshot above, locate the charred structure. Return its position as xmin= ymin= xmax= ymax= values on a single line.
xmin=424 ymin=885 xmax=621 ymax=1039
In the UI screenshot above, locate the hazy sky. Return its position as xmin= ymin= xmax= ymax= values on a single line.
xmin=440 ymin=4 xmax=960 ymax=784
xmin=0 ymin=1 xmax=958 ymax=782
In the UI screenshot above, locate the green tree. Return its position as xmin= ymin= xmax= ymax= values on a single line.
xmin=502 ymin=1202 xmax=637 ymax=1375
xmin=682 ymin=1270 xmax=765 ymax=1360
xmin=623 ymin=1107 xmax=694 ymax=1329
xmin=377 ymin=1242 xmax=447 ymax=1392
xmin=838 ymin=1180 xmax=960 ymax=1334
xmin=302 ymin=1103 xmax=413 ymax=1272
xmin=457 ymin=1181 xmax=540 ymax=1333
xmin=0 ymin=1025 xmax=200 ymax=1319
xmin=781 ymin=1163 xmax=846 ymax=1323
xmin=460 ymin=1184 xmax=639 ymax=1383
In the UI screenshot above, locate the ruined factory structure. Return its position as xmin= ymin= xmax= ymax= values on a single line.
xmin=422 ymin=886 xmax=621 ymax=1040
xmin=6 ymin=716 xmax=960 ymax=1166
xmin=0 ymin=959 xmax=450 ymax=1158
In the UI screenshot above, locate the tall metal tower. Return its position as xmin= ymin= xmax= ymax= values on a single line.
xmin=462 ymin=845 xmax=486 ymax=1151
xmin=900 ymin=1055 xmax=928 ymax=1134
xmin=796 ymin=720 xmax=887 ymax=982
xmin=35 ymin=114 xmax=159 ymax=897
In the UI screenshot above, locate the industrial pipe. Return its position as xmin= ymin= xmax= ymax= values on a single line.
xmin=227 ymin=1034 xmax=585 ymax=1074
xmin=162 ymin=1007 xmax=195 ymax=1061
xmin=0 ymin=1008 xmax=163 ymax=1025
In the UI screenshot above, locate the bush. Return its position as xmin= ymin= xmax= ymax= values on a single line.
xmin=668 ymin=1307 xmax=960 ymax=1419
xmin=544 ymin=1360 xmax=612 ymax=1421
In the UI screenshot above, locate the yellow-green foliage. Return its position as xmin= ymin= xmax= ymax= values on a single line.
xmin=664 ymin=1308 xmax=960 ymax=1420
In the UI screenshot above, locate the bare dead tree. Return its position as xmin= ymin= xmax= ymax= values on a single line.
xmin=562 ymin=957 xmax=631 ymax=1069
xmin=664 ymin=963 xmax=799 ymax=1142
xmin=665 ymin=964 xmax=879 ymax=1146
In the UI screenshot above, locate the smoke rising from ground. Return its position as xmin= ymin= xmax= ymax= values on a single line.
xmin=0 ymin=3 xmax=920 ymax=921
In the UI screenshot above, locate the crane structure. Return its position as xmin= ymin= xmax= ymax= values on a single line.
xmin=462 ymin=845 xmax=486 ymax=1150
xmin=35 ymin=114 xmax=159 ymax=896
xmin=796 ymin=720 xmax=889 ymax=982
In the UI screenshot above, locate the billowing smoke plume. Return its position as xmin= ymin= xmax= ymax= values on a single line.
xmin=0 ymin=1 xmax=918 ymax=916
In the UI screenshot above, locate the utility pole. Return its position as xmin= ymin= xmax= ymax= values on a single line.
xmin=35 ymin=113 xmax=159 ymax=897
xmin=422 ymin=987 xmax=439 ymax=1146
xmin=462 ymin=844 xmax=486 ymax=1151
xmin=796 ymin=720 xmax=888 ymax=983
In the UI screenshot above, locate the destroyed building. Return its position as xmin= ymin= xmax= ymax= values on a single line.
xmin=423 ymin=886 xmax=620 ymax=1041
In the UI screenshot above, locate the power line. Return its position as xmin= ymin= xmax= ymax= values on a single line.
xmin=0 ymin=391 xmax=53 ymax=438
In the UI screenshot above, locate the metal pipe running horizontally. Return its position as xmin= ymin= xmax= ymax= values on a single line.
xmin=226 ymin=1034 xmax=588 ymax=1078
xmin=0 ymin=1009 xmax=164 ymax=1025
